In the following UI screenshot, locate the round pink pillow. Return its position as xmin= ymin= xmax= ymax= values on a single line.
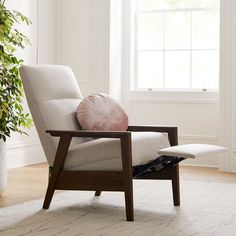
xmin=76 ymin=93 xmax=128 ymax=131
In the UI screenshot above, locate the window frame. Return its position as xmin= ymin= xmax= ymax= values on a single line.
xmin=122 ymin=0 xmax=219 ymax=102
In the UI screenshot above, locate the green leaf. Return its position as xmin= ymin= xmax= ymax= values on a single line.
xmin=0 ymin=1 xmax=32 ymax=141
xmin=2 ymin=102 xmax=8 ymax=113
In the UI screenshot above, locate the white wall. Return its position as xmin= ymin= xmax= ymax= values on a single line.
xmin=55 ymin=0 xmax=110 ymax=96
xmin=219 ymin=0 xmax=236 ymax=172
xmin=38 ymin=0 xmax=57 ymax=64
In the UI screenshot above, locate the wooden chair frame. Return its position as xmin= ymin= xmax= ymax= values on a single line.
xmin=43 ymin=125 xmax=179 ymax=221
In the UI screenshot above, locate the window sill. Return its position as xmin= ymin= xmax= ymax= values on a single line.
xmin=126 ymin=90 xmax=219 ymax=104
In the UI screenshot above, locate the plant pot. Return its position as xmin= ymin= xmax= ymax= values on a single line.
xmin=0 ymin=140 xmax=7 ymax=195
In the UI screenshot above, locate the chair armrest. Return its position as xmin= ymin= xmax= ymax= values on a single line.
xmin=127 ymin=125 xmax=178 ymax=146
xmin=46 ymin=129 xmax=132 ymax=177
xmin=46 ymin=129 xmax=131 ymax=139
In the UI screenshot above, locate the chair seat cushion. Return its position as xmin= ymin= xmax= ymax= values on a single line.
xmin=158 ymin=144 xmax=227 ymax=159
xmin=64 ymin=132 xmax=170 ymax=171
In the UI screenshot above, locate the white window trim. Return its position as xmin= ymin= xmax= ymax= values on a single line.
xmin=219 ymin=0 xmax=236 ymax=172
xmin=122 ymin=0 xmax=219 ymax=103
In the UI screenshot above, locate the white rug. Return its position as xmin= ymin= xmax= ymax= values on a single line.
xmin=1 ymin=180 xmax=236 ymax=236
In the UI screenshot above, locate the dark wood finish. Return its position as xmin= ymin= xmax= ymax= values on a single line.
xmin=171 ymin=164 xmax=180 ymax=206
xmin=43 ymin=134 xmax=72 ymax=209
xmin=43 ymin=125 xmax=181 ymax=221
xmin=56 ymin=171 xmax=124 ymax=191
xmin=95 ymin=191 xmax=101 ymax=196
xmin=46 ymin=130 xmax=131 ymax=138
xmin=120 ymin=133 xmax=134 ymax=221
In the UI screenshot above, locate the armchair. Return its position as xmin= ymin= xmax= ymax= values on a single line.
xmin=20 ymin=65 xmax=183 ymax=221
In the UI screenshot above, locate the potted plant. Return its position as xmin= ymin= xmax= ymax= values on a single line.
xmin=0 ymin=0 xmax=32 ymax=194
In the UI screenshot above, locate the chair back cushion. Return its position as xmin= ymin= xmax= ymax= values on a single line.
xmin=20 ymin=65 xmax=87 ymax=166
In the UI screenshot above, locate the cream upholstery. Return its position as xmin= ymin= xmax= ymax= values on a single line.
xmin=20 ymin=65 xmax=170 ymax=170
xmin=158 ymin=144 xmax=227 ymax=159
xmin=65 ymin=132 xmax=170 ymax=170
xmin=20 ymin=65 xmax=85 ymax=166
xmin=40 ymin=98 xmax=92 ymax=148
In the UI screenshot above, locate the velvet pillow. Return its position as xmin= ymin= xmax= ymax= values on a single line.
xmin=76 ymin=93 xmax=128 ymax=131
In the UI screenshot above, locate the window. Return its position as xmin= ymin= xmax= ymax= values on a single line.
xmin=131 ymin=0 xmax=220 ymax=91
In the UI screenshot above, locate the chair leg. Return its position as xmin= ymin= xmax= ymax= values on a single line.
xmin=124 ymin=187 xmax=134 ymax=221
xmin=171 ymin=164 xmax=180 ymax=206
xmin=120 ymin=135 xmax=134 ymax=221
xmin=43 ymin=184 xmax=55 ymax=209
xmin=95 ymin=191 xmax=101 ymax=196
xmin=43 ymin=134 xmax=72 ymax=210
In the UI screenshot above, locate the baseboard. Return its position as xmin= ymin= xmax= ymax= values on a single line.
xmin=180 ymin=163 xmax=218 ymax=168
xmin=179 ymin=135 xmax=218 ymax=142
xmin=6 ymin=142 xmax=46 ymax=169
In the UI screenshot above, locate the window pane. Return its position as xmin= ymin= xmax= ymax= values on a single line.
xmin=138 ymin=13 xmax=164 ymax=50
xmin=165 ymin=12 xmax=191 ymax=50
xmin=138 ymin=0 xmax=168 ymax=11
xmin=134 ymin=0 xmax=220 ymax=91
xmin=192 ymin=50 xmax=219 ymax=89
xmin=138 ymin=0 xmax=220 ymax=11
xmin=137 ymin=52 xmax=163 ymax=88
xmin=192 ymin=10 xmax=219 ymax=49
xmin=165 ymin=51 xmax=190 ymax=88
